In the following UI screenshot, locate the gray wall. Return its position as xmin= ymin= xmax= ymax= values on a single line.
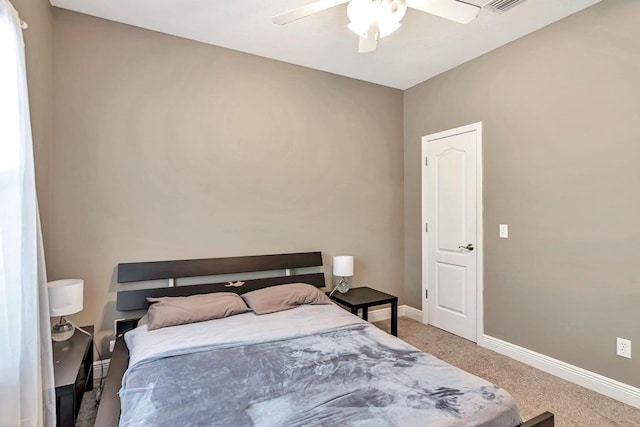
xmin=50 ymin=9 xmax=404 ymax=351
xmin=12 ymin=0 xmax=52 ymax=249
xmin=404 ymin=0 xmax=640 ymax=387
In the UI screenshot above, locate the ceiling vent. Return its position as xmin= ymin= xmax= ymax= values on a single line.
xmin=485 ymin=0 xmax=529 ymax=14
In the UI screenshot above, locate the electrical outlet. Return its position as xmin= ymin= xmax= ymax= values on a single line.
xmin=617 ymin=337 xmax=631 ymax=359
xmin=499 ymin=224 xmax=508 ymax=238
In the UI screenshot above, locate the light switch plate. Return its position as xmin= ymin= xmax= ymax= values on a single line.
xmin=499 ymin=224 xmax=509 ymax=238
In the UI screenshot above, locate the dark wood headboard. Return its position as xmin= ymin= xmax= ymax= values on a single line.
xmin=117 ymin=252 xmax=322 ymax=282
xmin=116 ymin=251 xmax=325 ymax=312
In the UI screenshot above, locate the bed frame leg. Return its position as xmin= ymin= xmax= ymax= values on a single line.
xmin=521 ymin=411 xmax=554 ymax=427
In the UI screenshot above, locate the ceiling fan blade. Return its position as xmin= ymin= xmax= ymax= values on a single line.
xmin=358 ymin=21 xmax=379 ymax=53
xmin=406 ymin=0 xmax=480 ymax=24
xmin=273 ymin=0 xmax=350 ymax=25
xmin=358 ymin=36 xmax=378 ymax=53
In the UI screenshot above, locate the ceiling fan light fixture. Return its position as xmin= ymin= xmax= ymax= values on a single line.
xmin=272 ymin=0 xmax=479 ymax=54
xmin=347 ymin=0 xmax=373 ymax=23
xmin=347 ymin=0 xmax=406 ymax=39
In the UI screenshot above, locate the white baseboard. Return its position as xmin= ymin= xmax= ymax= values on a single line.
xmin=367 ymin=307 xmax=391 ymax=322
xmin=480 ymin=334 xmax=640 ymax=409
xmin=367 ymin=305 xmax=423 ymax=323
xmin=93 ymin=359 xmax=110 ymax=380
xmin=401 ymin=305 xmax=423 ymax=322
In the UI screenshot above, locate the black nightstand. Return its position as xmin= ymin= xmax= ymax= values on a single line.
xmin=328 ymin=287 xmax=398 ymax=336
xmin=52 ymin=325 xmax=94 ymax=427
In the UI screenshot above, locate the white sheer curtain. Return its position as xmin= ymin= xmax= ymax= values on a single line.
xmin=0 ymin=1 xmax=56 ymax=426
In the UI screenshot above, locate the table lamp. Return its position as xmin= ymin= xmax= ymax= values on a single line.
xmin=47 ymin=279 xmax=83 ymax=341
xmin=331 ymin=255 xmax=354 ymax=296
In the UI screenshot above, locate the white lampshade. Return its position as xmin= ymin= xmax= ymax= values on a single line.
xmin=48 ymin=279 xmax=83 ymax=317
xmin=333 ymin=256 xmax=354 ymax=277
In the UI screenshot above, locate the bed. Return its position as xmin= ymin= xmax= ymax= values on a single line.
xmin=95 ymin=252 xmax=554 ymax=427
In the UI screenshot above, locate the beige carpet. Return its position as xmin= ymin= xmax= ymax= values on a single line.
xmin=374 ymin=317 xmax=640 ymax=427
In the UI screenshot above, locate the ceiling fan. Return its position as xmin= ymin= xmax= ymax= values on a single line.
xmin=272 ymin=0 xmax=481 ymax=53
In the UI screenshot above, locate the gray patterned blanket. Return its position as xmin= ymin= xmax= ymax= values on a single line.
xmin=120 ymin=323 xmax=521 ymax=427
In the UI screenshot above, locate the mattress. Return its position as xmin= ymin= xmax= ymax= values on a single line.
xmin=120 ymin=304 xmax=522 ymax=427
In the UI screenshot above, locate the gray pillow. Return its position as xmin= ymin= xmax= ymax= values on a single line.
xmin=242 ymin=283 xmax=331 ymax=315
xmin=146 ymin=292 xmax=250 ymax=330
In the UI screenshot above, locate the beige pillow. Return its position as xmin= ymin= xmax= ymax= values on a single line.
xmin=137 ymin=314 xmax=148 ymax=327
xmin=146 ymin=292 xmax=250 ymax=330
xmin=242 ymin=283 xmax=331 ymax=315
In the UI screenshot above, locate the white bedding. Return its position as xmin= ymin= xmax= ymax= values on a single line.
xmin=124 ymin=303 xmax=365 ymax=371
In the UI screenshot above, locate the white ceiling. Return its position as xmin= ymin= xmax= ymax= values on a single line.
xmin=49 ymin=0 xmax=602 ymax=90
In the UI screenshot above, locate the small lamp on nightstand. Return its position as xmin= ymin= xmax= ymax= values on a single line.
xmin=47 ymin=279 xmax=83 ymax=342
xmin=330 ymin=255 xmax=354 ymax=296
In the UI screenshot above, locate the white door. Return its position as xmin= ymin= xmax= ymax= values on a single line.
xmin=422 ymin=123 xmax=482 ymax=342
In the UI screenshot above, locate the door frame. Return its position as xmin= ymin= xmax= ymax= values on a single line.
xmin=421 ymin=122 xmax=484 ymax=342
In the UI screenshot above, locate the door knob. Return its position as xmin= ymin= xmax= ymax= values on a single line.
xmin=458 ymin=244 xmax=474 ymax=251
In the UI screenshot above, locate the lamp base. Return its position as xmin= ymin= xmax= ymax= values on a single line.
xmin=335 ymin=277 xmax=350 ymax=294
xmin=52 ymin=317 xmax=75 ymax=342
